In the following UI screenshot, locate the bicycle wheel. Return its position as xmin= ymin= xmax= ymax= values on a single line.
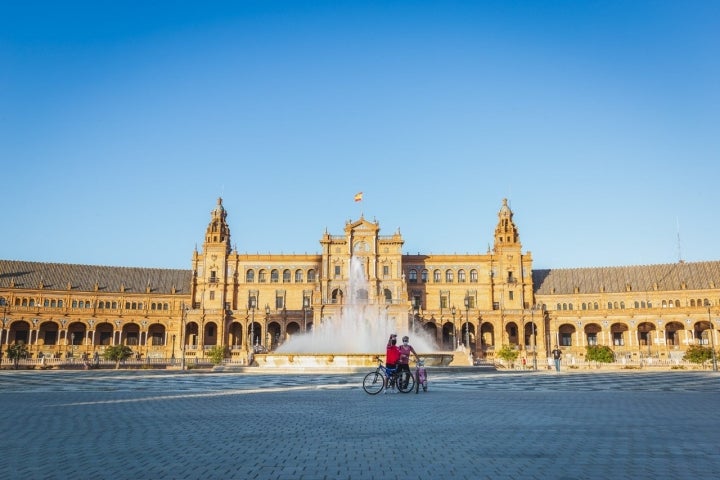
xmin=362 ymin=371 xmax=386 ymax=395
xmin=396 ymin=370 xmax=415 ymax=393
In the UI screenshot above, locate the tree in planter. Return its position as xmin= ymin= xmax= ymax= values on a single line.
xmin=207 ymin=345 xmax=228 ymax=366
xmin=102 ymin=345 xmax=133 ymax=369
xmin=683 ymin=345 xmax=716 ymax=369
xmin=496 ymin=344 xmax=519 ymax=369
xmin=585 ymin=345 xmax=615 ymax=367
xmin=7 ymin=343 xmax=29 ymax=370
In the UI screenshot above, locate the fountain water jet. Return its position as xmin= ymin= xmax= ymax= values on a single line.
xmin=253 ymin=256 xmax=453 ymax=368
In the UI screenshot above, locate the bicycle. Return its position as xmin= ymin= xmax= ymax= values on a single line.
xmin=362 ymin=356 xmax=415 ymax=394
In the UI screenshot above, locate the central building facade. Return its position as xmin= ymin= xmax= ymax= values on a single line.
xmin=189 ymin=197 xmax=532 ymax=361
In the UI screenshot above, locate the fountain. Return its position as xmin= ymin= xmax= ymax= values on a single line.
xmin=253 ymin=256 xmax=454 ymax=369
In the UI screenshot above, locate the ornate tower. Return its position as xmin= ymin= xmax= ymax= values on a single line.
xmin=189 ymin=198 xmax=233 ymax=349
xmin=493 ymin=198 xmax=521 ymax=251
xmin=491 ymin=198 xmax=532 ymax=310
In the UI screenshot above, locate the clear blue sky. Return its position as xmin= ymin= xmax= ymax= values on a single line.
xmin=2 ymin=1 xmax=718 ymax=270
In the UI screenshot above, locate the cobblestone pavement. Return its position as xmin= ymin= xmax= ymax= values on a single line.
xmin=1 ymin=370 xmax=718 ymax=480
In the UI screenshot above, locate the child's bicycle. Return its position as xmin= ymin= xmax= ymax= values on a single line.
xmin=414 ymin=358 xmax=428 ymax=393
xmin=363 ymin=356 xmax=415 ymax=395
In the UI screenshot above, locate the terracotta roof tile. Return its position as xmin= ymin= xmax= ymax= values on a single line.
xmin=0 ymin=260 xmax=191 ymax=294
xmin=533 ymin=261 xmax=720 ymax=295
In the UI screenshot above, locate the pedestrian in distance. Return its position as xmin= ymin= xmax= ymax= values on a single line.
xmin=551 ymin=345 xmax=562 ymax=372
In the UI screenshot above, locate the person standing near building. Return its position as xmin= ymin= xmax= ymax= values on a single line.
xmin=552 ymin=345 xmax=562 ymax=372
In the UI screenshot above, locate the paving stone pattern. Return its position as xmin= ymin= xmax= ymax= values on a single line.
xmin=0 ymin=370 xmax=718 ymax=480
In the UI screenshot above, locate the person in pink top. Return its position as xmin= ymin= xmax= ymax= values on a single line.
xmin=397 ymin=335 xmax=419 ymax=389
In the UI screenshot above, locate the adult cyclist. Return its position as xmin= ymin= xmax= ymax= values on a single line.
xmin=397 ymin=335 xmax=419 ymax=389
xmin=386 ymin=334 xmax=401 ymax=391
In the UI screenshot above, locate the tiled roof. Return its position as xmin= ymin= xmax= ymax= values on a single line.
xmin=533 ymin=261 xmax=720 ymax=295
xmin=0 ymin=260 xmax=192 ymax=295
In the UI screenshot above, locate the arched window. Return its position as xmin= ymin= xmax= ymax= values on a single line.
xmin=470 ymin=269 xmax=478 ymax=282
xmin=556 ymin=303 xmax=561 ymax=310
xmin=620 ymin=301 xmax=625 ymax=309
xmin=421 ymin=269 xmax=428 ymax=283
xmin=258 ymin=270 xmax=267 ymax=283
xmin=408 ymin=269 xmax=417 ymax=283
xmin=308 ymin=269 xmax=316 ymax=282
xmin=384 ymin=289 xmax=392 ymax=303
xmin=271 ymin=270 xmax=279 ymax=283
xmin=458 ymin=270 xmax=466 ymax=283
xmin=295 ymin=269 xmax=303 ymax=283
xmin=568 ymin=303 xmax=573 ymax=310
xmin=283 ymin=269 xmax=291 ymax=283
xmin=445 ymin=270 xmax=454 ymax=283
xmin=582 ymin=303 xmax=587 ymax=310
xmin=433 ymin=270 xmax=441 ymax=282
xmin=246 ymin=270 xmax=255 ymax=283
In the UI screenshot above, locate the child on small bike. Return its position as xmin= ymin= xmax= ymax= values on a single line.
xmin=415 ymin=358 xmax=428 ymax=393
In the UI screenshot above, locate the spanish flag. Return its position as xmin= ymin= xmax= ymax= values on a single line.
xmin=354 ymin=192 xmax=363 ymax=202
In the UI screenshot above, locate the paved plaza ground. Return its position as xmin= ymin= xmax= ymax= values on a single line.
xmin=0 ymin=369 xmax=718 ymax=480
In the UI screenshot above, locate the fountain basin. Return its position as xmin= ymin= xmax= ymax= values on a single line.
xmin=253 ymin=352 xmax=454 ymax=369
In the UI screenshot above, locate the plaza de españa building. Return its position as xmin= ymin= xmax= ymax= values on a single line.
xmin=1 ymin=198 xmax=719 ymax=366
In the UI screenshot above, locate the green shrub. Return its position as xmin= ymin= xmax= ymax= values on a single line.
xmin=586 ymin=345 xmax=615 ymax=364
xmin=102 ymin=345 xmax=133 ymax=369
xmin=683 ymin=345 xmax=717 ymax=368
xmin=496 ymin=345 xmax=519 ymax=368
xmin=207 ymin=346 xmax=228 ymax=365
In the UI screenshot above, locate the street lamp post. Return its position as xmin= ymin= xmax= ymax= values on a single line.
xmin=464 ymin=297 xmax=470 ymax=352
xmin=248 ymin=298 xmax=256 ymax=356
xmin=1 ymin=301 xmax=7 ymax=365
xmin=451 ymin=306 xmax=457 ymax=349
xmin=411 ymin=302 xmax=420 ymax=334
xmin=707 ymin=307 xmax=718 ymax=372
xmin=181 ymin=304 xmax=188 ymax=370
xmin=303 ymin=297 xmax=310 ymax=333
xmin=171 ymin=334 xmax=176 ymax=360
xmin=264 ymin=305 xmax=270 ymax=351
xmin=531 ymin=305 xmax=539 ymax=371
